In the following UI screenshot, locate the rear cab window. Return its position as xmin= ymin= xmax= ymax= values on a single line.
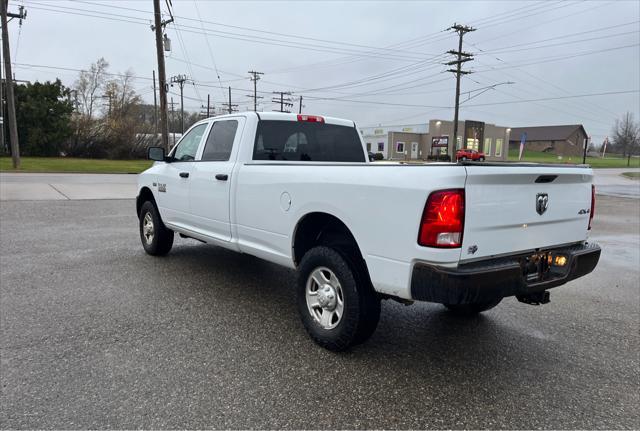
xmin=253 ymin=120 xmax=365 ymax=162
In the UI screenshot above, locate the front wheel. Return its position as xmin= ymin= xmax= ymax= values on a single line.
xmin=444 ymin=298 xmax=502 ymax=316
xmin=139 ymin=201 xmax=174 ymax=256
xmin=479 ymin=157 xmax=485 ymax=161
xmin=296 ymin=246 xmax=380 ymax=351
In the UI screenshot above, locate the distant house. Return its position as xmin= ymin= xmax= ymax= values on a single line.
xmin=509 ymin=125 xmax=588 ymax=157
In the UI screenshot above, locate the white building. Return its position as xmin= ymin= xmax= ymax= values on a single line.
xmin=360 ymin=123 xmax=428 ymax=158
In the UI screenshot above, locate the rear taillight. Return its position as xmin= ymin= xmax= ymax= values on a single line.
xmin=297 ymin=114 xmax=324 ymax=123
xmin=418 ymin=189 xmax=465 ymax=248
xmin=588 ymin=184 xmax=595 ymax=230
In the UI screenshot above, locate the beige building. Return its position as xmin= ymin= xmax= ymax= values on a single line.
xmin=360 ymin=119 xmax=511 ymax=161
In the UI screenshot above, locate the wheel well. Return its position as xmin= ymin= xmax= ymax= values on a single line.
xmin=136 ymin=187 xmax=156 ymax=217
xmin=293 ymin=212 xmax=365 ymax=268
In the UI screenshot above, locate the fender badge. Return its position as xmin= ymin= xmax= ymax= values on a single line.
xmin=468 ymin=245 xmax=478 ymax=255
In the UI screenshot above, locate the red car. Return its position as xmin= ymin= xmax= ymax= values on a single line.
xmin=456 ymin=149 xmax=485 ymax=161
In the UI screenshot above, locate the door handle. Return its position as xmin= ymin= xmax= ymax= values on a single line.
xmin=215 ymin=174 xmax=228 ymax=181
xmin=179 ymin=172 xmax=189 ymax=178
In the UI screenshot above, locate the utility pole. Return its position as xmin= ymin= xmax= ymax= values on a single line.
xmin=446 ymin=23 xmax=475 ymax=160
xmin=200 ymin=94 xmax=213 ymax=118
xmin=247 ymin=70 xmax=264 ymax=111
xmin=152 ymin=70 xmax=158 ymax=134
xmin=169 ymin=97 xmax=177 ymax=146
xmin=298 ymin=95 xmax=303 ymax=114
xmin=1 ymin=0 xmax=26 ymax=168
xmin=1 ymin=29 xmax=3 ymax=154
xmin=222 ymin=86 xmax=237 ymax=114
xmin=170 ymin=74 xmax=190 ymax=133
xmin=271 ymin=91 xmax=293 ymax=113
xmin=101 ymin=92 xmax=112 ymax=118
xmin=152 ymin=0 xmax=172 ymax=151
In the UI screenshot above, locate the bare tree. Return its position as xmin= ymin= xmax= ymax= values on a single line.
xmin=104 ymin=69 xmax=141 ymax=119
xmin=74 ymin=58 xmax=109 ymax=120
xmin=611 ymin=112 xmax=640 ymax=158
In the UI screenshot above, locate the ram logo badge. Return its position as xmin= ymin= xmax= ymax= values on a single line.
xmin=536 ymin=193 xmax=549 ymax=215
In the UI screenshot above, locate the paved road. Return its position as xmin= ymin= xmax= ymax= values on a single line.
xmin=592 ymin=168 xmax=640 ymax=199
xmin=1 ymin=195 xmax=638 ymax=428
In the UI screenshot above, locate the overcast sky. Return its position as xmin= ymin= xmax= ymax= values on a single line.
xmin=7 ymin=0 xmax=640 ymax=142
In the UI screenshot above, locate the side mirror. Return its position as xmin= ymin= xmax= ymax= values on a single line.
xmin=148 ymin=146 xmax=166 ymax=162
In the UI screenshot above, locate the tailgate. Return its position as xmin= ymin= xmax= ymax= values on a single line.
xmin=461 ymin=165 xmax=593 ymax=262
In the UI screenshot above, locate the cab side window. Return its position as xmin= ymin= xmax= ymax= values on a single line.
xmin=201 ymin=120 xmax=239 ymax=161
xmin=173 ymin=123 xmax=207 ymax=162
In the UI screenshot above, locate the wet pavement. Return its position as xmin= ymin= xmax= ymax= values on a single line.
xmin=0 ymin=194 xmax=638 ymax=429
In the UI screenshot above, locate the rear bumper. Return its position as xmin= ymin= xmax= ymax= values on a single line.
xmin=410 ymin=242 xmax=601 ymax=304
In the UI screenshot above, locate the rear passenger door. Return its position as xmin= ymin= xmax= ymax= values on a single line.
xmin=189 ymin=117 xmax=244 ymax=241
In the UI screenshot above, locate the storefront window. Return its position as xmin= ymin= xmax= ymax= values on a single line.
xmin=484 ymin=138 xmax=492 ymax=155
xmin=495 ymin=138 xmax=503 ymax=157
xmin=396 ymin=142 xmax=405 ymax=153
xmin=378 ymin=142 xmax=384 ymax=151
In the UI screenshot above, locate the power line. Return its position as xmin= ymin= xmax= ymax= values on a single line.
xmin=474 ymin=0 xmax=616 ymax=46
xmin=479 ymin=20 xmax=639 ymax=53
xmin=463 ymin=90 xmax=640 ymax=108
xmin=72 ymin=0 xmax=438 ymax=58
xmin=23 ymin=1 xmax=436 ymax=62
xmin=473 ymin=43 xmax=640 ymax=71
xmin=191 ymin=0 xmax=226 ymax=101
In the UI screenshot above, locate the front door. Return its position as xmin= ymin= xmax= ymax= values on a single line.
xmin=155 ymin=122 xmax=208 ymax=228
xmin=411 ymin=142 xmax=419 ymax=159
xmin=189 ymin=118 xmax=244 ymax=241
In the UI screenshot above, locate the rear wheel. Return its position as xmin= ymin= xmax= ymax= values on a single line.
xmin=444 ymin=298 xmax=502 ymax=316
xmin=460 ymin=156 xmax=467 ymax=161
xmin=139 ymin=201 xmax=174 ymax=256
xmin=296 ymin=246 xmax=380 ymax=351
xmin=479 ymin=157 xmax=485 ymax=161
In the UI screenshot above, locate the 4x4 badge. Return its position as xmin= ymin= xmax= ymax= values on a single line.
xmin=536 ymin=193 xmax=549 ymax=215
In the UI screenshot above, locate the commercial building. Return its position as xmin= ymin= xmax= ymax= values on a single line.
xmin=360 ymin=123 xmax=428 ymax=159
xmin=360 ymin=119 xmax=511 ymax=161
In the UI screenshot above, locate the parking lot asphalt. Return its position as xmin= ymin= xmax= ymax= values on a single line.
xmin=1 ymin=197 xmax=639 ymax=429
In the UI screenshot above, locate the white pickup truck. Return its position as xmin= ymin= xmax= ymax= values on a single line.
xmin=137 ymin=112 xmax=600 ymax=351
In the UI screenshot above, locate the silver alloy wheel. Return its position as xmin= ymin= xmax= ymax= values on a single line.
xmin=142 ymin=212 xmax=154 ymax=245
xmin=306 ymin=266 xmax=345 ymax=330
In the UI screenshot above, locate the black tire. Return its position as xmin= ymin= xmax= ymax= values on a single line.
xmin=479 ymin=157 xmax=485 ymax=161
xmin=296 ymin=246 xmax=380 ymax=351
xmin=139 ymin=200 xmax=174 ymax=256
xmin=461 ymin=156 xmax=467 ymax=161
xmin=444 ymin=298 xmax=502 ymax=316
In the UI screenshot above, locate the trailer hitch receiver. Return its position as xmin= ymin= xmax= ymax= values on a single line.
xmin=517 ymin=291 xmax=550 ymax=305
